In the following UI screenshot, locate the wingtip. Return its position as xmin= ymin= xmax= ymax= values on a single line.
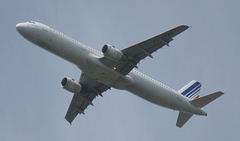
xmin=179 ymin=25 xmax=189 ymax=28
xmin=184 ymin=25 xmax=190 ymax=29
xmin=65 ymin=117 xmax=73 ymax=125
xmin=219 ymin=91 xmax=225 ymax=94
xmin=176 ymin=124 xmax=183 ymax=128
xmin=66 ymin=120 xmax=72 ymax=125
xmin=218 ymin=91 xmax=225 ymax=97
xmin=176 ymin=25 xmax=190 ymax=32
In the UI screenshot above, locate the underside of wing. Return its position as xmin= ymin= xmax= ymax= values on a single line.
xmin=122 ymin=25 xmax=189 ymax=63
xmin=100 ymin=25 xmax=189 ymax=75
xmin=65 ymin=73 xmax=110 ymax=124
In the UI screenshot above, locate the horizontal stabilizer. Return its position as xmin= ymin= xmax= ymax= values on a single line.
xmin=190 ymin=91 xmax=224 ymax=108
xmin=176 ymin=112 xmax=193 ymax=128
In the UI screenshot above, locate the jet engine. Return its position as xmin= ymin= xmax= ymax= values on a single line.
xmin=61 ymin=77 xmax=82 ymax=93
xmin=102 ymin=44 xmax=123 ymax=60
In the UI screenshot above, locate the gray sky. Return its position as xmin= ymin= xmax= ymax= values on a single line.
xmin=1 ymin=0 xmax=239 ymax=140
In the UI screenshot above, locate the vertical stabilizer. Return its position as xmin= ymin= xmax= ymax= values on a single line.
xmin=178 ymin=80 xmax=201 ymax=100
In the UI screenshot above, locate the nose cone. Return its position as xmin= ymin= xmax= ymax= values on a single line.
xmin=16 ymin=23 xmax=27 ymax=35
xmin=16 ymin=23 xmax=32 ymax=39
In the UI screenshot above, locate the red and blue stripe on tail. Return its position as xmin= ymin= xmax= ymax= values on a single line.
xmin=178 ymin=80 xmax=201 ymax=100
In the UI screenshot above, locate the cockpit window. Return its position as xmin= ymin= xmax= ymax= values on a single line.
xmin=29 ymin=21 xmax=36 ymax=24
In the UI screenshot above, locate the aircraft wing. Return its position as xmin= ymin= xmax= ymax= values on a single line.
xmin=100 ymin=25 xmax=189 ymax=75
xmin=65 ymin=73 xmax=110 ymax=124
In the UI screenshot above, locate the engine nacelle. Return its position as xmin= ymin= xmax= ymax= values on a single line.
xmin=61 ymin=77 xmax=82 ymax=93
xmin=102 ymin=44 xmax=123 ymax=60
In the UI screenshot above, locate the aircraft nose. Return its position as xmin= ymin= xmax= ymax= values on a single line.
xmin=16 ymin=23 xmax=28 ymax=34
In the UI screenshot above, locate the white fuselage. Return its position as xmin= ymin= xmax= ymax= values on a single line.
xmin=16 ymin=21 xmax=207 ymax=116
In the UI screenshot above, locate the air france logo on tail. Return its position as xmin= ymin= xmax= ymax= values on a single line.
xmin=178 ymin=80 xmax=201 ymax=100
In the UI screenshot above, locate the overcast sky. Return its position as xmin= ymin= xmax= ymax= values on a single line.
xmin=1 ymin=0 xmax=239 ymax=141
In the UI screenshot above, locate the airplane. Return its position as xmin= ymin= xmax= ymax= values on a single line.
xmin=16 ymin=21 xmax=224 ymax=128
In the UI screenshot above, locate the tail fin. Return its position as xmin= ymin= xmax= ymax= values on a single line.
xmin=176 ymin=91 xmax=224 ymax=128
xmin=178 ymin=80 xmax=201 ymax=100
